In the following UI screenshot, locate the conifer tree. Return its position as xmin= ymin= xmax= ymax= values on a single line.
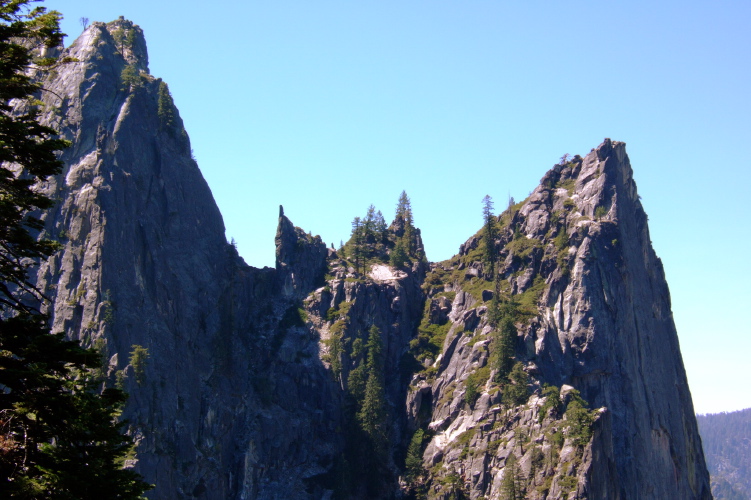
xmin=157 ymin=80 xmax=176 ymax=130
xmin=389 ymin=239 xmax=408 ymax=269
xmin=493 ymin=312 xmax=516 ymax=382
xmin=488 ymin=272 xmax=504 ymax=327
xmin=0 ymin=4 xmax=69 ymax=312
xmin=502 ymin=362 xmax=530 ymax=406
xmin=345 ymin=204 xmax=391 ymax=266
xmin=395 ymin=190 xmax=419 ymax=257
xmin=358 ymin=325 xmax=387 ymax=450
xmin=326 ymin=331 xmax=343 ymax=384
xmin=364 ymin=204 xmax=377 ymax=237
xmin=395 ymin=190 xmax=411 ymax=221
xmin=482 ymin=195 xmax=497 ymax=278
xmin=403 ymin=218 xmax=415 ymax=256
xmin=405 ymin=428 xmax=426 ymax=482
xmin=350 ymin=216 xmax=363 ymax=273
xmin=500 ymin=454 xmax=526 ymax=500
xmin=564 ymin=389 xmax=595 ymax=447
xmin=347 ymin=363 xmax=366 ymax=403
xmin=374 ymin=210 xmax=387 ymax=239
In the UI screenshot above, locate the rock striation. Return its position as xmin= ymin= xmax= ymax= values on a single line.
xmin=28 ymin=19 xmax=711 ymax=500
xmin=406 ymin=142 xmax=712 ymax=499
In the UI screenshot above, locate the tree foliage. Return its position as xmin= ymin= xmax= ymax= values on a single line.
xmin=564 ymin=389 xmax=595 ymax=447
xmin=389 ymin=238 xmax=408 ymax=269
xmin=395 ymin=190 xmax=411 ymax=222
xmin=1 ymin=316 xmax=147 ymax=497
xmin=0 ymin=1 xmax=69 ymax=312
xmin=334 ymin=325 xmax=391 ymax=498
xmin=323 ymin=329 xmax=343 ymax=383
xmin=0 ymin=2 xmax=150 ymax=496
xmin=405 ymin=428 xmax=426 ymax=482
xmin=345 ymin=206 xmax=388 ymax=272
xmin=492 ymin=311 xmax=516 ymax=382
xmin=500 ymin=453 xmax=526 ymax=500
xmin=129 ymin=344 xmax=149 ymax=386
xmin=119 ymin=64 xmax=143 ymax=91
xmin=157 ymin=80 xmax=175 ymax=129
xmin=349 ymin=216 xmax=363 ymax=273
xmin=538 ymin=384 xmax=563 ymax=423
xmin=501 ymin=362 xmax=529 ymax=407
xmin=358 ymin=325 xmax=387 ymax=448
xmin=342 ymin=192 xmax=423 ymax=273
xmin=482 ymin=195 xmax=497 ymax=278
xmin=697 ymin=408 xmax=751 ymax=500
xmin=393 ymin=190 xmax=423 ymax=263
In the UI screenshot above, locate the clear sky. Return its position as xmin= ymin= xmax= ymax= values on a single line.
xmin=45 ymin=0 xmax=750 ymax=415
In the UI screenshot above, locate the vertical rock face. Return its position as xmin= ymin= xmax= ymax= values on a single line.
xmin=31 ymin=20 xmax=711 ymax=500
xmin=32 ymin=20 xmax=344 ymax=500
xmin=34 ymin=19 xmax=246 ymax=498
xmin=275 ymin=205 xmax=328 ymax=299
xmin=547 ymin=140 xmax=708 ymax=500
xmin=407 ymin=141 xmax=712 ymax=499
xmin=541 ymin=141 xmax=708 ymax=499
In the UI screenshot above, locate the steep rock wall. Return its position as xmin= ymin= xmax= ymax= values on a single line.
xmin=407 ymin=141 xmax=711 ymax=499
xmin=31 ymin=20 xmax=345 ymax=500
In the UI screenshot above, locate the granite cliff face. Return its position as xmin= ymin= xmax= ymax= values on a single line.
xmin=405 ymin=143 xmax=711 ymax=499
xmin=30 ymin=20 xmax=711 ymax=499
xmin=30 ymin=19 xmax=343 ymax=499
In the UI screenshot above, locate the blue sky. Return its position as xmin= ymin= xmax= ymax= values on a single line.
xmin=46 ymin=1 xmax=750 ymax=414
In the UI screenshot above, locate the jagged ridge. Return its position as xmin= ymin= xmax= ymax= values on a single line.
xmin=32 ymin=19 xmax=712 ymax=500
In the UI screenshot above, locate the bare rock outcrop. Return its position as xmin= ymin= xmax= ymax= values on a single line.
xmin=406 ymin=140 xmax=711 ymax=499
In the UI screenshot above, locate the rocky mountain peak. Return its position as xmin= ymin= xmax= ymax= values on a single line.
xmin=26 ymin=20 xmax=711 ymax=500
xmin=409 ymin=138 xmax=710 ymax=499
xmin=275 ymin=206 xmax=328 ymax=298
xmin=97 ymin=17 xmax=149 ymax=72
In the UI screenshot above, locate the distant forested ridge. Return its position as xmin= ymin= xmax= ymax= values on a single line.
xmin=697 ymin=408 xmax=751 ymax=500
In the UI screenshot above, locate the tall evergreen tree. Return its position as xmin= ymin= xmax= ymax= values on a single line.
xmin=358 ymin=325 xmax=387 ymax=450
xmin=395 ymin=190 xmax=411 ymax=221
xmin=405 ymin=428 xmax=426 ymax=482
xmin=363 ymin=204 xmax=377 ymax=238
xmin=493 ymin=312 xmax=516 ymax=382
xmin=403 ymin=217 xmax=415 ymax=256
xmin=374 ymin=210 xmax=387 ymax=240
xmin=350 ymin=216 xmax=363 ymax=273
xmin=482 ymin=195 xmax=497 ymax=278
xmin=395 ymin=190 xmax=418 ymax=257
xmin=502 ymin=362 xmax=530 ymax=406
xmin=0 ymin=2 xmax=150 ymax=496
xmin=389 ymin=239 xmax=408 ymax=269
xmin=488 ymin=272 xmax=503 ymax=327
xmin=500 ymin=454 xmax=526 ymax=500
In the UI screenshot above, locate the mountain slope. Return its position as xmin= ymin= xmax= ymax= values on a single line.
xmin=698 ymin=408 xmax=751 ymax=500
xmin=29 ymin=19 xmax=712 ymax=499
xmin=397 ymin=142 xmax=711 ymax=499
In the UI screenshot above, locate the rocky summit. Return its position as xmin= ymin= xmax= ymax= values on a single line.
xmin=28 ymin=19 xmax=711 ymax=499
